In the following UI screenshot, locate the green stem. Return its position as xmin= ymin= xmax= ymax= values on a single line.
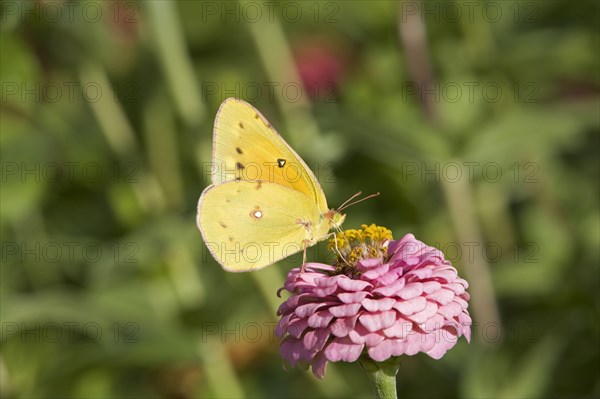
xmin=358 ymin=356 xmax=401 ymax=399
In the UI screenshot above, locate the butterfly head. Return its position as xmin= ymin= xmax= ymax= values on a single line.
xmin=324 ymin=209 xmax=346 ymax=229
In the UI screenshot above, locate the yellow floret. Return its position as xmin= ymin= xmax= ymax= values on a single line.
xmin=327 ymin=224 xmax=393 ymax=275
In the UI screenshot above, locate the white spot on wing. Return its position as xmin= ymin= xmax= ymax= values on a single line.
xmin=251 ymin=209 xmax=263 ymax=219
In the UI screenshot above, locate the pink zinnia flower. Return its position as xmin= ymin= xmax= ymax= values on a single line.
xmin=276 ymin=225 xmax=472 ymax=378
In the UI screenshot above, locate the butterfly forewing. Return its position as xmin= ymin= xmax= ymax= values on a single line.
xmin=211 ymin=98 xmax=328 ymax=213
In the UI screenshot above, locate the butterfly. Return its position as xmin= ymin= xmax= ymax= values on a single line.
xmin=196 ymin=98 xmax=346 ymax=272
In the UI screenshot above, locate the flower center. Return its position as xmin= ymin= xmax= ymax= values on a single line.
xmin=328 ymin=224 xmax=393 ymax=276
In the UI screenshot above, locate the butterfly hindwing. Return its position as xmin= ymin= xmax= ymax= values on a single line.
xmin=197 ymin=180 xmax=326 ymax=272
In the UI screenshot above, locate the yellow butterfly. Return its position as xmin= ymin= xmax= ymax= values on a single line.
xmin=197 ymin=98 xmax=346 ymax=272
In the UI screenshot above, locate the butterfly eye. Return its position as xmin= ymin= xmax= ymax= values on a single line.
xmin=277 ymin=159 xmax=286 ymax=168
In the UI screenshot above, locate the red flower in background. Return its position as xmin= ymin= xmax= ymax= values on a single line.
xmin=294 ymin=37 xmax=349 ymax=101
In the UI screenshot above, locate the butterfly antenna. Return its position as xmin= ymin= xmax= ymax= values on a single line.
xmin=338 ymin=192 xmax=380 ymax=212
xmin=337 ymin=191 xmax=363 ymax=211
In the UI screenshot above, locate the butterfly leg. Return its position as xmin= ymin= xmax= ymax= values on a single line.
xmin=300 ymin=240 xmax=309 ymax=273
xmin=330 ymin=231 xmax=351 ymax=267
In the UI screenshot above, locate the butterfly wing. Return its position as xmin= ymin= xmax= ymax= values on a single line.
xmin=197 ymin=181 xmax=330 ymax=272
xmin=211 ymin=98 xmax=328 ymax=213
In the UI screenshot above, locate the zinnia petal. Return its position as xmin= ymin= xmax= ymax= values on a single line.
xmin=324 ymin=337 xmax=364 ymax=362
xmin=337 ymin=291 xmax=369 ymax=304
xmin=329 ymin=303 xmax=361 ymax=317
xmin=368 ymin=338 xmax=406 ymax=362
xmin=409 ymin=301 xmax=439 ymax=324
xmin=361 ymin=297 xmax=396 ymax=312
xmin=382 ymin=318 xmax=413 ymax=339
xmin=337 ymin=278 xmax=372 ymax=292
xmin=359 ymin=310 xmax=397 ymax=332
xmin=398 ymin=282 xmax=423 ymax=299
xmin=372 ymin=277 xmax=405 ymax=296
xmin=330 ymin=315 xmax=360 ymax=338
xmin=393 ymin=296 xmax=427 ymax=316
xmin=429 ymin=288 xmax=455 ymax=305
xmin=303 ymin=328 xmax=330 ymax=352
xmin=295 ymin=302 xmax=329 ymax=318
xmin=308 ymin=310 xmax=334 ymax=328
xmin=348 ymin=324 xmax=385 ymax=347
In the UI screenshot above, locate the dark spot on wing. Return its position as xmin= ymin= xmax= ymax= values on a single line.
xmin=238 ymin=122 xmax=244 ymax=129
xmin=277 ymin=158 xmax=286 ymax=168
xmin=219 ymin=222 xmax=227 ymax=228
xmin=235 ymin=177 xmax=241 ymax=181
xmin=256 ymin=181 xmax=262 ymax=190
xmin=254 ymin=113 xmax=259 ymax=119
xmin=236 ymin=147 xmax=243 ymax=154
xmin=229 ymin=237 xmax=234 ymax=242
xmin=236 ymin=162 xmax=245 ymax=170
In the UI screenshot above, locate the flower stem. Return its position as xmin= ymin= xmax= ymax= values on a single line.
xmin=358 ymin=356 xmax=401 ymax=399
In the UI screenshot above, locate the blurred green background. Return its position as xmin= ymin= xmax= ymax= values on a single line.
xmin=1 ymin=0 xmax=598 ymax=398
